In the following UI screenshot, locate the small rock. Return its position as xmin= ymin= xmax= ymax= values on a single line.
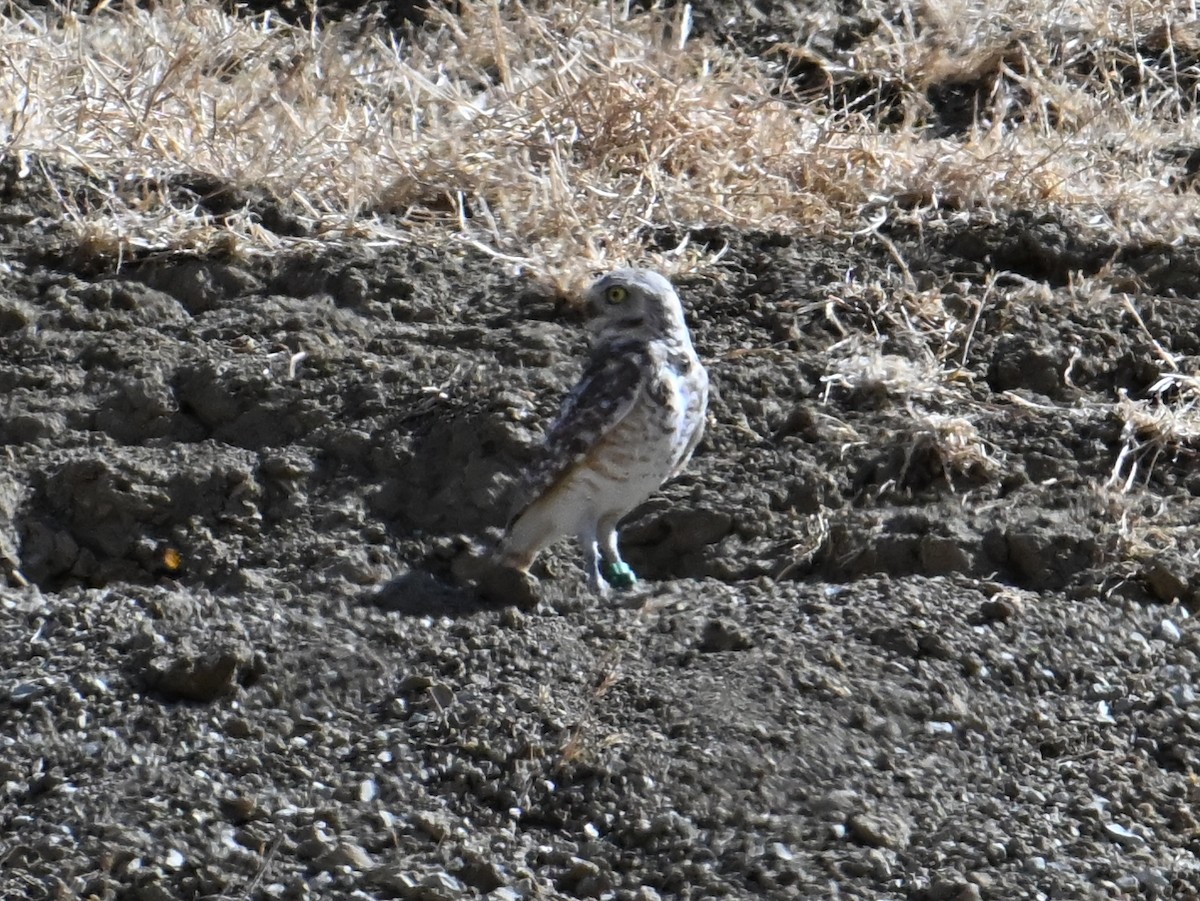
xmin=9 ymin=681 xmax=47 ymax=704
xmin=697 ymin=618 xmax=753 ymax=652
xmin=457 ymin=854 xmax=506 ymax=893
xmin=143 ymin=645 xmax=246 ymax=702
xmin=295 ymin=834 xmax=336 ymax=861
xmin=1104 ymin=822 xmax=1147 ymax=848
xmin=132 ymin=882 xmax=175 ymax=901
xmin=421 ymin=871 xmax=466 ymax=900
xmin=1156 ymin=619 xmax=1182 ymax=643
xmin=868 ymin=626 xmax=920 ymax=657
xmin=813 ymin=789 xmax=862 ymax=816
xmin=366 ymin=866 xmax=418 ymax=894
xmin=1143 ymin=561 xmax=1189 ymax=603
xmin=451 ymin=546 xmax=540 ymax=609
xmin=1169 ymin=684 xmax=1197 ymax=708
xmin=846 ymin=811 xmax=911 ymax=850
xmin=978 ymin=594 xmax=1021 ymax=623
xmin=314 ymin=841 xmax=373 ymax=872
xmin=219 ymin=795 xmax=261 ymax=823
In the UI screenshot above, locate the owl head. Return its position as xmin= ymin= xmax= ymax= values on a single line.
xmin=584 ymin=268 xmax=690 ymax=344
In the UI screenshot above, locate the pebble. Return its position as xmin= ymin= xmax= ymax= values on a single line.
xmin=9 ymin=681 xmax=46 ymax=704
xmin=697 ymin=618 xmax=753 ymax=652
xmin=1116 ymin=869 xmax=1171 ymax=892
xmin=295 ymin=834 xmax=335 ymax=861
xmin=1104 ymin=822 xmax=1147 ymax=848
xmin=367 ymin=867 xmax=417 ymax=894
xmin=422 ymin=872 xmax=466 ymax=899
xmin=864 ymin=848 xmax=892 ymax=879
xmin=313 ymin=841 xmax=373 ymax=871
xmin=813 ymin=789 xmax=861 ymax=816
xmin=1157 ymin=619 xmax=1182 ymax=643
xmin=1169 ymin=684 xmax=1197 ymax=707
xmin=143 ymin=646 xmax=245 ymax=702
xmin=846 ymin=812 xmax=911 ymax=850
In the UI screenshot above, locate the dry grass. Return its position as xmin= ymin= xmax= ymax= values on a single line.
xmin=820 ymin=343 xmax=951 ymax=403
xmin=1111 ymin=373 xmax=1200 ymax=491
xmin=2 ymin=0 xmax=1200 ymax=278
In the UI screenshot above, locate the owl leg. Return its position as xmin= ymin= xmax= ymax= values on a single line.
xmin=598 ymin=516 xmax=637 ymax=590
xmin=577 ymin=526 xmax=609 ymax=595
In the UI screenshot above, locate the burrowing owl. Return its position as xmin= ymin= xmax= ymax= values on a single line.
xmin=497 ymin=268 xmax=709 ymax=594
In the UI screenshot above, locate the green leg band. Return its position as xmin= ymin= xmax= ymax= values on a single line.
xmin=605 ymin=561 xmax=637 ymax=590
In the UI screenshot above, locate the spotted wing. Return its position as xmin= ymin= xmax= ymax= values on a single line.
xmin=508 ymin=340 xmax=647 ymax=524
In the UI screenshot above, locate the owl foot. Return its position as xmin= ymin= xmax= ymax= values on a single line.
xmin=604 ymin=561 xmax=638 ymax=590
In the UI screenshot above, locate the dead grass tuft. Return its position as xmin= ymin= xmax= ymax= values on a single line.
xmin=903 ymin=412 xmax=1001 ymax=486
xmin=1110 ymin=372 xmax=1200 ymax=491
xmin=2 ymin=0 xmax=1200 ymax=275
xmin=821 ymin=341 xmax=956 ymax=404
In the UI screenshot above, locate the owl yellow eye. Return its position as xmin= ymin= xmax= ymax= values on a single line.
xmin=606 ymin=285 xmax=629 ymax=304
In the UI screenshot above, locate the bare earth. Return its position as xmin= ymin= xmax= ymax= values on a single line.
xmin=4 ymin=2 xmax=1200 ymax=900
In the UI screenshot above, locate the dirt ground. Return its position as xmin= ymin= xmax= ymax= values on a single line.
xmin=5 ymin=2 xmax=1200 ymax=900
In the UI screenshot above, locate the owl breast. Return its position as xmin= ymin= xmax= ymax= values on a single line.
xmin=568 ymin=354 xmax=701 ymax=519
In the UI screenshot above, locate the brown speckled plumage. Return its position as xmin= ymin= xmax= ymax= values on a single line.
xmin=498 ymin=269 xmax=708 ymax=594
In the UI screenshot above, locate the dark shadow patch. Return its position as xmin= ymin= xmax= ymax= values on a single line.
xmin=157 ymin=172 xmax=312 ymax=239
xmin=899 ymin=211 xmax=1117 ymax=286
xmin=809 ymin=499 xmax=1114 ymax=592
xmin=621 ymin=505 xmax=734 ymax=581
xmin=1116 ymin=240 xmax=1200 ymax=298
xmin=369 ymin=569 xmax=497 ymax=617
xmin=919 ymin=40 xmax=1042 ymax=137
xmin=14 ymin=450 xmax=261 ymax=589
xmin=370 ymin=409 xmax=528 ymax=535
